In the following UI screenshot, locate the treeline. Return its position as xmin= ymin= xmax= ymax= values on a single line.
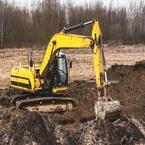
xmin=0 ymin=0 xmax=145 ymax=48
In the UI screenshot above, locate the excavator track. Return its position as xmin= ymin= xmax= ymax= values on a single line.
xmin=12 ymin=93 xmax=76 ymax=113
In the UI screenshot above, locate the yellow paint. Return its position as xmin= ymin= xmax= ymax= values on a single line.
xmin=52 ymin=87 xmax=67 ymax=93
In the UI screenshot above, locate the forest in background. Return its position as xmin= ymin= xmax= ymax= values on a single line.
xmin=0 ymin=0 xmax=145 ymax=48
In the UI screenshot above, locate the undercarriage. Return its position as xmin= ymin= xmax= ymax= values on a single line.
xmin=11 ymin=92 xmax=76 ymax=113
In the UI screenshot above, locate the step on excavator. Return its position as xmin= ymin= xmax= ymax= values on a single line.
xmin=10 ymin=19 xmax=121 ymax=121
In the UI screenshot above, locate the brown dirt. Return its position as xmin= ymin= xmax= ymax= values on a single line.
xmin=108 ymin=61 xmax=145 ymax=120
xmin=1 ymin=45 xmax=145 ymax=144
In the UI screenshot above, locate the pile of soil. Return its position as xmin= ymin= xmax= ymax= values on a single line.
xmin=1 ymin=112 xmax=145 ymax=145
xmin=1 ymin=61 xmax=145 ymax=144
xmin=108 ymin=61 xmax=145 ymax=120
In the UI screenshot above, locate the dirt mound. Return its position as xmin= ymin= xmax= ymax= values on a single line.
xmin=1 ymin=61 xmax=145 ymax=144
xmin=107 ymin=61 xmax=145 ymax=120
xmin=1 ymin=113 xmax=145 ymax=145
xmin=79 ymin=117 xmax=145 ymax=144
xmin=0 ymin=112 xmax=78 ymax=145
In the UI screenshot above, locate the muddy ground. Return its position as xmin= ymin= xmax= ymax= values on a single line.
xmin=1 ymin=45 xmax=145 ymax=144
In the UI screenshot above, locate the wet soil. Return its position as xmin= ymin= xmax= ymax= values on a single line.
xmin=1 ymin=61 xmax=145 ymax=144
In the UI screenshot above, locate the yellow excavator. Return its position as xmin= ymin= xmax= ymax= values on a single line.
xmin=10 ymin=19 xmax=121 ymax=121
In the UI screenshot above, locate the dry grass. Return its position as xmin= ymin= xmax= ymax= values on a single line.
xmin=0 ymin=44 xmax=145 ymax=88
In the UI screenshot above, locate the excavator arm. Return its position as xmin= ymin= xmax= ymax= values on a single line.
xmin=39 ymin=20 xmax=106 ymax=94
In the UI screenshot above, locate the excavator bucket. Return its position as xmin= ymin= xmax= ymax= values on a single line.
xmin=94 ymin=100 xmax=121 ymax=122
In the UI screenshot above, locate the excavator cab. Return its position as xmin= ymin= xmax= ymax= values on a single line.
xmin=42 ymin=52 xmax=68 ymax=93
xmin=53 ymin=52 xmax=68 ymax=88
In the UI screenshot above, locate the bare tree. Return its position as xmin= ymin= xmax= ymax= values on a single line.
xmin=0 ymin=0 xmax=7 ymax=47
xmin=0 ymin=0 xmax=145 ymax=48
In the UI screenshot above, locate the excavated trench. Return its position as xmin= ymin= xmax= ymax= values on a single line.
xmin=1 ymin=61 xmax=145 ymax=144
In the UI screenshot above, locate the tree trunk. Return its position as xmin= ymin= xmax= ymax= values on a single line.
xmin=1 ymin=2 xmax=7 ymax=47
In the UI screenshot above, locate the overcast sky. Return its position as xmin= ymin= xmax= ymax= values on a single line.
xmin=6 ymin=0 xmax=141 ymax=8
